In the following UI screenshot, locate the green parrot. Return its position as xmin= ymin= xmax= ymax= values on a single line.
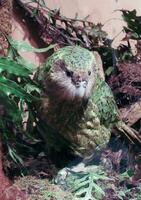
xmin=36 ymin=46 xmax=141 ymax=158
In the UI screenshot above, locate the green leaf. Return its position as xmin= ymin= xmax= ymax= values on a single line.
xmin=7 ymin=145 xmax=23 ymax=164
xmin=24 ymin=83 xmax=41 ymax=94
xmin=92 ymin=181 xmax=105 ymax=195
xmin=121 ymin=9 xmax=141 ymax=39
xmin=39 ymin=0 xmax=46 ymax=6
xmin=119 ymin=169 xmax=134 ymax=182
xmin=31 ymin=8 xmax=39 ymax=17
xmin=31 ymin=0 xmax=46 ymax=6
xmin=105 ymin=66 xmax=114 ymax=76
xmin=127 ymin=169 xmax=135 ymax=177
xmin=9 ymin=38 xmax=56 ymax=53
xmin=0 ymin=57 xmax=31 ymax=76
xmin=0 ymin=91 xmax=22 ymax=124
xmin=0 ymin=76 xmax=34 ymax=102
xmin=64 ymin=166 xmax=109 ymax=200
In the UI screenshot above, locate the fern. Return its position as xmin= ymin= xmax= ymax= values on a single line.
xmin=0 ymin=56 xmax=40 ymax=163
xmin=73 ymin=173 xmax=104 ymax=200
xmin=0 ymin=38 xmax=58 ymax=164
xmin=74 ymin=168 xmax=110 ymax=200
xmin=57 ymin=165 xmax=111 ymax=200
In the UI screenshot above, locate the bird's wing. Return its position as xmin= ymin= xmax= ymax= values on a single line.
xmin=92 ymin=77 xmax=141 ymax=144
xmin=92 ymin=77 xmax=119 ymax=129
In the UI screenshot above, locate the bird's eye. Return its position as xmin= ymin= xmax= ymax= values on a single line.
xmin=88 ymin=71 xmax=91 ymax=76
xmin=65 ymin=70 xmax=73 ymax=77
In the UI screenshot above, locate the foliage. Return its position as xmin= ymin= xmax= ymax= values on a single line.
xmin=116 ymin=9 xmax=141 ymax=61
xmin=0 ymin=38 xmax=58 ymax=163
xmin=15 ymin=0 xmax=108 ymax=50
xmin=16 ymin=1 xmax=141 ymax=77
xmin=71 ymin=167 xmax=110 ymax=200
xmin=0 ymin=56 xmax=39 ymax=163
xmin=8 ymin=38 xmax=56 ymax=53
xmin=121 ymin=9 xmax=141 ymax=40
xmin=55 ymin=166 xmax=110 ymax=200
xmin=56 ymin=165 xmax=141 ymax=200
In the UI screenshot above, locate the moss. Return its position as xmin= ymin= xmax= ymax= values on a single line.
xmin=14 ymin=175 xmax=73 ymax=200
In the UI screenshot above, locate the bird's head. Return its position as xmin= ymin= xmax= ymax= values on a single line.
xmin=45 ymin=59 xmax=96 ymax=102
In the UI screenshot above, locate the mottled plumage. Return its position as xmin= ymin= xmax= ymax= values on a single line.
xmin=36 ymin=46 xmax=141 ymax=157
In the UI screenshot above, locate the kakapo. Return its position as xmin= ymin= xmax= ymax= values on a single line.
xmin=36 ymin=46 xmax=141 ymax=157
